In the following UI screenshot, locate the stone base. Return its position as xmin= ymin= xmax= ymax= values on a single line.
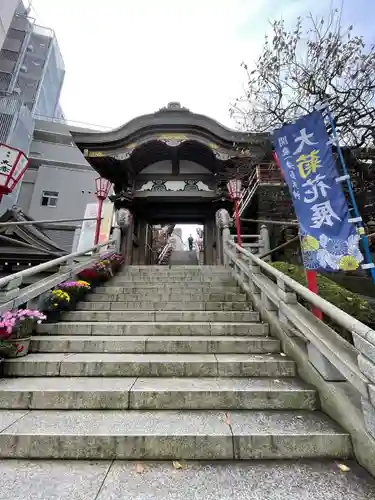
xmin=307 ymin=343 xmax=345 ymax=381
xmin=362 ymin=398 xmax=375 ymax=441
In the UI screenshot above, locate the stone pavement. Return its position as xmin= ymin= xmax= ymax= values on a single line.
xmin=0 ymin=460 xmax=374 ymax=500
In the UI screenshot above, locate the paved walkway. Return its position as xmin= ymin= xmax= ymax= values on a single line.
xmin=0 ymin=460 xmax=375 ymax=499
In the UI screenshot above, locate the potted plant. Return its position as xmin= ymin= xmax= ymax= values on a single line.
xmin=0 ymin=309 xmax=46 ymax=358
xmin=78 ymin=259 xmax=112 ymax=284
xmin=42 ymin=288 xmax=71 ymax=322
xmin=109 ymin=253 xmax=125 ymax=272
xmin=95 ymin=259 xmax=113 ymax=280
xmin=59 ymin=280 xmax=91 ymax=306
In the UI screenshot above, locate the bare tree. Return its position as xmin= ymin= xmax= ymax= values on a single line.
xmin=230 ymin=7 xmax=375 ymax=148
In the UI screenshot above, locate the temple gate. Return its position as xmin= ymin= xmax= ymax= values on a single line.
xmin=72 ymin=102 xmax=270 ymax=265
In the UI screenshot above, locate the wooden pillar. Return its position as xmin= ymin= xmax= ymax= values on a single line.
xmin=132 ymin=219 xmax=141 ymax=265
xmin=216 ymin=225 xmax=222 ymax=264
xmin=116 ymin=207 xmax=133 ymax=264
xmin=137 ymin=220 xmax=147 ymax=265
xmin=204 ymin=218 xmax=215 ymax=265
xmin=124 ymin=217 xmax=134 ymax=265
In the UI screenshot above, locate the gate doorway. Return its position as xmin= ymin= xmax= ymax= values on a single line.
xmin=143 ymin=222 xmax=206 ymax=266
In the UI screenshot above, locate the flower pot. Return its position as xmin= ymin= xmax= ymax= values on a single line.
xmin=45 ymin=310 xmax=62 ymax=323
xmin=6 ymin=337 xmax=31 ymax=358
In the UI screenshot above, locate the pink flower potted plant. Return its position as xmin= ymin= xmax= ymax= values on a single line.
xmin=0 ymin=309 xmax=46 ymax=358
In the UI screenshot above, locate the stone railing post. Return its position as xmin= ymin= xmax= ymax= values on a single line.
xmin=112 ymin=225 xmax=122 ymax=253
xmin=259 ymin=224 xmax=271 ymax=261
xmin=116 ymin=208 xmax=133 ymax=265
xmin=276 ymin=278 xmax=347 ymax=378
xmin=353 ymin=331 xmax=375 ymax=440
xmin=0 ymin=277 xmax=22 ymax=303
xmin=71 ymin=226 xmax=81 ymax=253
xmin=215 ymin=209 xmax=232 ymax=266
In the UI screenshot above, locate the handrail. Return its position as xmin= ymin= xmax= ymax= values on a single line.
xmin=158 ymin=242 xmax=173 ymax=265
xmin=224 ymin=239 xmax=371 ymax=397
xmin=237 ymin=169 xmax=259 ymax=217
xmin=0 ymin=255 xmax=99 ymax=314
xmin=0 ymin=238 xmax=116 ymax=289
xmin=33 ymin=114 xmax=112 ymax=131
xmin=0 ymin=217 xmax=100 ymax=227
xmin=240 ymin=218 xmax=299 ymax=227
xmin=224 ymin=234 xmax=375 ymax=458
xmin=226 ymin=240 xmax=371 ymax=338
xmin=259 ymin=235 xmax=299 ymax=259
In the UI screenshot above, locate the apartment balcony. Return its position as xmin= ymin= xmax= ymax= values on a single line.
xmin=0 ymin=92 xmax=34 ymax=154
xmin=0 ymin=57 xmax=16 ymax=74
xmin=29 ymin=139 xmax=92 ymax=169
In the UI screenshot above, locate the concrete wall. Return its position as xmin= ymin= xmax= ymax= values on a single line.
xmin=34 ymin=118 xmax=74 ymax=139
xmin=0 ymin=0 xmax=19 ymax=51
xmin=17 ymin=168 xmax=38 ymax=212
xmin=13 ymin=120 xmax=100 ymax=251
xmin=29 ymin=141 xmax=90 ymax=168
xmin=26 ymin=165 xmax=98 ymax=222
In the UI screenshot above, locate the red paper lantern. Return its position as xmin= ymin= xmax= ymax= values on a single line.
xmin=227 ymin=178 xmax=242 ymax=201
xmin=95 ymin=177 xmax=112 ymax=200
xmin=0 ymin=143 xmax=29 ymax=197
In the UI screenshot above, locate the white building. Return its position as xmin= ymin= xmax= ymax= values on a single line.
xmin=0 ymin=0 xmax=20 ymax=53
xmin=0 ymin=1 xmax=68 ymax=213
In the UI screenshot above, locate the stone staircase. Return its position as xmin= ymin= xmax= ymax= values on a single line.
xmin=0 ymin=265 xmax=352 ymax=460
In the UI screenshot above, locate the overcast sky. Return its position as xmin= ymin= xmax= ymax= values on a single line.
xmin=29 ymin=0 xmax=374 ymax=130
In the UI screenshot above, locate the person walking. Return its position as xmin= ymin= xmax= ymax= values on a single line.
xmin=188 ymin=234 xmax=194 ymax=251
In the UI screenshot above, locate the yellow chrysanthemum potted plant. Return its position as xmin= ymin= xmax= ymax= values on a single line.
xmin=42 ymin=288 xmax=71 ymax=323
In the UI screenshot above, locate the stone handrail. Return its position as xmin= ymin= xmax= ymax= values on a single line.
xmin=223 ymin=238 xmax=375 ymax=443
xmin=158 ymin=242 xmax=173 ymax=265
xmin=0 ymin=239 xmax=116 ymax=314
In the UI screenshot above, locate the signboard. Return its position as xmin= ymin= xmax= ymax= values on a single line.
xmin=77 ymin=201 xmax=114 ymax=253
xmin=272 ymin=110 xmax=363 ymax=272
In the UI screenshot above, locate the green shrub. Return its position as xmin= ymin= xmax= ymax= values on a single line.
xmin=271 ymin=261 xmax=375 ymax=328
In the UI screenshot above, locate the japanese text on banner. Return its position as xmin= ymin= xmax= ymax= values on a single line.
xmin=272 ymin=110 xmax=363 ymax=272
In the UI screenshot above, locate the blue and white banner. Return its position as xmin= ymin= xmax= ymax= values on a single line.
xmin=272 ymin=110 xmax=363 ymax=272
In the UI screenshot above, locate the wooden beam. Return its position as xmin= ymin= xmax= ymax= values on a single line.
xmin=172 ymin=149 xmax=179 ymax=175
xmin=0 ymin=234 xmax=62 ymax=256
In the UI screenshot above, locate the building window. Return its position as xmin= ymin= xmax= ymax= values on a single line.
xmin=41 ymin=190 xmax=58 ymax=207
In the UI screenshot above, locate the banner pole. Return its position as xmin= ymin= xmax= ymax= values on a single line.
xmin=326 ymin=109 xmax=375 ymax=286
xmin=306 ymin=271 xmax=323 ymax=320
xmin=273 ymin=152 xmax=322 ymax=319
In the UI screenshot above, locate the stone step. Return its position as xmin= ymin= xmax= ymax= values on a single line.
xmin=4 ymin=353 xmax=296 ymax=377
xmin=0 ymin=377 xmax=317 ymax=410
xmin=87 ymin=292 xmax=247 ymax=302
xmin=76 ymin=301 xmax=251 ymax=311
xmin=94 ymin=285 xmax=241 ymax=293
xmin=123 ymin=265 xmax=227 ymax=270
xmin=120 ymin=266 xmax=229 ymax=270
xmin=118 ymin=269 xmax=231 ymax=275
xmin=116 ymin=276 xmax=234 ymax=280
xmin=0 ymin=409 xmax=352 ymax=459
xmin=30 ymin=335 xmax=280 ymax=354
xmin=37 ymin=321 xmax=268 ymax=336
xmin=61 ymin=311 xmax=259 ymax=323
xmin=111 ymin=278 xmax=236 ymax=284
xmin=109 ymin=279 xmax=237 ymax=285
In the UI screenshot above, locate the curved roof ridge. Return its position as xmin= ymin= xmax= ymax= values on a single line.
xmin=71 ymin=102 xmax=269 ymax=147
